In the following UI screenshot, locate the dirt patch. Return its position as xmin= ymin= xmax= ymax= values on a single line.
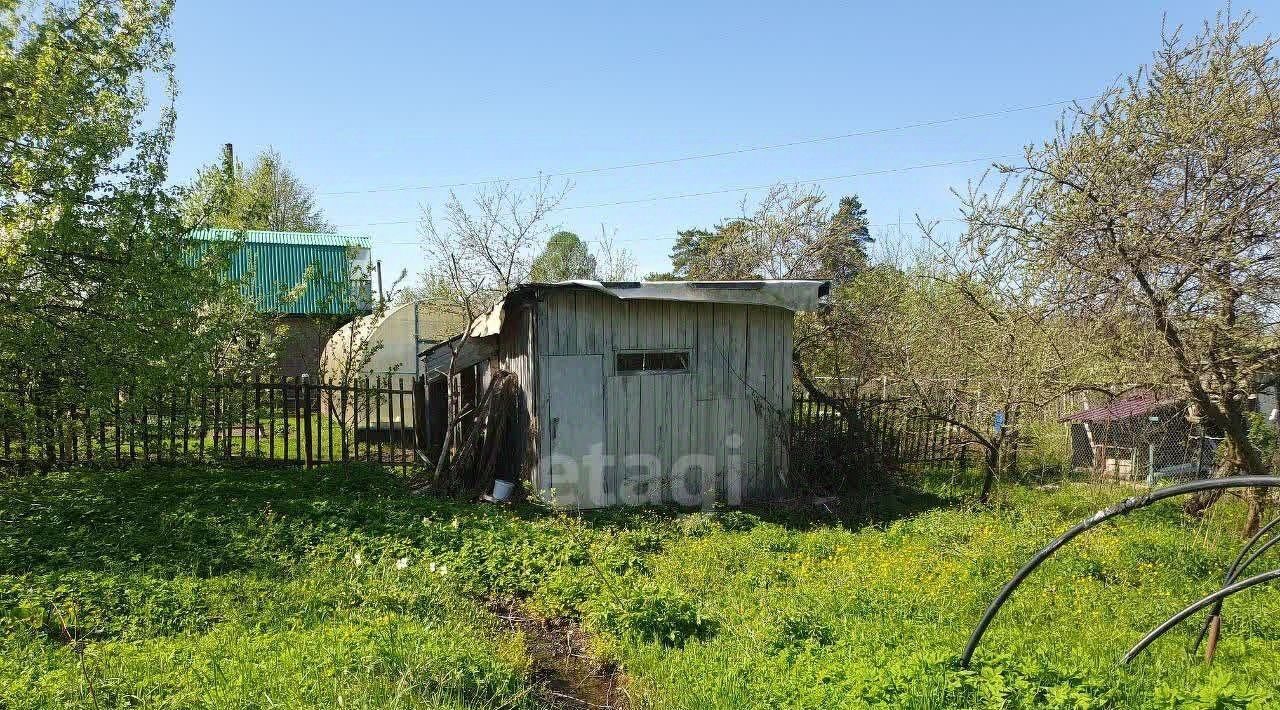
xmin=490 ymin=600 xmax=628 ymax=709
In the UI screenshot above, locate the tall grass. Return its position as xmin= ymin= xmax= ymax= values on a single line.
xmin=2 ymin=464 xmax=1277 ymax=708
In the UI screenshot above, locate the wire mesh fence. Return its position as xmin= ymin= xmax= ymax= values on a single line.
xmin=1070 ymin=398 xmax=1227 ymax=484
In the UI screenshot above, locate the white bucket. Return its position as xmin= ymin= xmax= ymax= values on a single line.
xmin=491 ymin=479 xmax=515 ymax=502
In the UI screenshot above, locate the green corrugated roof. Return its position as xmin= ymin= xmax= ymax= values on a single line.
xmin=189 ymin=228 xmax=370 ymax=248
xmin=186 ymin=229 xmax=372 ymax=316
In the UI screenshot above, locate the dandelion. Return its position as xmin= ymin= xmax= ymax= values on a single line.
xmin=395 ymin=557 xmax=409 ymax=570
xmin=353 ymin=552 xmax=363 ymax=566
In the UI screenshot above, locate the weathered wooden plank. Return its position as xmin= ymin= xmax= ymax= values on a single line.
xmin=599 ymin=293 xmax=619 ymax=362
xmin=549 ymin=290 xmax=569 ymax=355
xmin=578 ymin=290 xmax=599 ymax=354
xmin=693 ymin=302 xmax=715 ymax=400
xmin=692 ymin=399 xmax=711 ymax=503
xmin=668 ymin=375 xmax=693 ymax=504
xmin=705 ymin=303 xmax=726 ymax=399
xmin=657 ymin=299 xmax=672 ymax=350
xmin=604 ymin=375 xmax=623 ymax=507
xmin=618 ymin=373 xmax=638 ymax=504
xmin=653 ymin=375 xmax=670 ymax=504
xmin=676 ymin=301 xmax=696 ymax=349
xmin=637 ymin=373 xmax=655 ymax=504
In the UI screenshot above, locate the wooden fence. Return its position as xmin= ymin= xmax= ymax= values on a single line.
xmin=0 ymin=376 xmax=422 ymax=473
xmin=790 ymin=395 xmax=972 ymax=487
xmin=5 ymin=376 xmax=978 ymax=484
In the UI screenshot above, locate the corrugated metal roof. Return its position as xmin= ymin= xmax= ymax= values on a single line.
xmin=186 ymin=232 xmax=371 ymax=316
xmin=188 ymin=228 xmax=370 ymax=248
xmin=466 ymin=279 xmax=829 ymax=339
xmin=1064 ymin=391 xmax=1184 ymax=423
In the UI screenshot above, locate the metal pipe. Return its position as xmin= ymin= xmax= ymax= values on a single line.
xmin=1190 ymin=514 xmax=1280 ymax=656
xmin=1227 ymin=514 xmax=1280 ymax=581
xmin=1233 ymin=533 xmax=1280 ymax=586
xmin=1123 ymin=567 xmax=1280 ymax=664
xmin=960 ymin=476 xmax=1280 ymax=668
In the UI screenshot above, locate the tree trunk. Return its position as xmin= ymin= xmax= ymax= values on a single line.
xmin=979 ymin=444 xmax=999 ymax=504
xmin=1242 ymin=484 xmax=1267 ymax=539
xmin=1183 ymin=399 xmax=1269 ymax=537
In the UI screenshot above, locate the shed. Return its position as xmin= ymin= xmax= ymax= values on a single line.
xmin=1063 ymin=391 xmax=1212 ymax=480
xmin=419 ymin=280 xmax=829 ymax=508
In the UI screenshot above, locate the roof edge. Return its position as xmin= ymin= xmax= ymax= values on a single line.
xmin=187 ymin=228 xmax=371 ymax=248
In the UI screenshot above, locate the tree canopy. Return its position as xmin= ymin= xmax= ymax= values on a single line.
xmin=529 ymin=231 xmax=597 ymax=282
xmin=667 ymin=186 xmax=870 ymax=281
xmin=1 ymin=0 xmax=259 ymax=411
xmin=417 ymin=179 xmax=570 ymax=318
xmin=962 ymin=11 xmax=1280 ymax=529
xmin=182 ymin=146 xmax=333 ymax=233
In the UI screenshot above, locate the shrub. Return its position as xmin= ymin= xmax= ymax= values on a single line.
xmin=584 ymin=581 xmax=715 ymax=647
xmin=769 ymin=607 xmax=836 ymax=651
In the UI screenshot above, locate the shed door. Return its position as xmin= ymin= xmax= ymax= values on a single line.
xmin=542 ymin=355 xmax=604 ymax=506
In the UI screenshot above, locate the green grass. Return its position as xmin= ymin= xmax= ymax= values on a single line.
xmin=2 ymin=465 xmax=1278 ymax=708
xmin=8 ymin=412 xmax=411 ymax=466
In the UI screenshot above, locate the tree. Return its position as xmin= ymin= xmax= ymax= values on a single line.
xmin=793 ymin=242 xmax=1118 ymax=502
xmin=416 ymin=179 xmax=569 ymax=483
xmin=667 ymin=185 xmax=870 ymax=280
xmin=592 ymin=225 xmax=638 ymax=282
xmin=182 ymin=146 xmax=332 ymax=232
xmin=669 ymin=228 xmax=721 ymax=278
xmin=896 ymin=244 xmax=1118 ymax=501
xmin=962 ymin=12 xmax=1280 ymax=532
xmin=417 ymin=178 xmax=570 ymax=318
xmin=1 ymin=0 xmax=259 ymax=421
xmin=529 ymin=231 xmax=596 ymax=282
xmin=822 ymin=195 xmax=872 ymax=282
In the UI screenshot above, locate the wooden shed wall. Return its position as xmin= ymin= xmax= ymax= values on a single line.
xmin=533 ymin=288 xmax=793 ymax=506
xmin=490 ymin=301 xmax=539 ymax=480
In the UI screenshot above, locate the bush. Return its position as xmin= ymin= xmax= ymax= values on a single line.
xmin=584 ymin=581 xmax=716 ymax=647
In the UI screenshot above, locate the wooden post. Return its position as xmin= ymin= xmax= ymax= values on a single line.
xmin=326 ymin=379 xmax=335 ymax=463
xmin=397 ymin=377 xmax=408 ymax=472
xmin=253 ymin=374 xmax=262 ymax=458
xmin=239 ymin=378 xmax=248 ymax=458
xmin=412 ymin=374 xmax=427 ymax=453
xmin=68 ymin=401 xmax=78 ymax=464
xmin=363 ymin=376 xmax=372 ymax=462
xmin=269 ymin=377 xmax=276 ymax=461
xmin=198 ymin=386 xmax=207 ymax=462
xmin=97 ymin=404 xmax=106 ymax=463
xmin=183 ymin=384 xmax=191 ymax=457
xmin=302 ymin=375 xmax=314 ymax=469
xmin=282 ymin=376 xmax=290 ymax=462
xmin=340 ymin=379 xmax=350 ymax=463
xmin=128 ymin=385 xmax=137 ymax=462
xmin=114 ymin=390 xmax=123 ymax=464
xmin=211 ymin=381 xmax=220 ymax=458
xmin=140 ymin=395 xmax=149 ymax=462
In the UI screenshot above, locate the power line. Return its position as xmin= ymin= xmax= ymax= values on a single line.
xmin=335 ymin=154 xmax=1013 ymax=229
xmin=317 ymin=96 xmax=1089 ymax=197
xmin=558 ymin=156 xmax=1010 ymax=211
xmin=365 ymin=218 xmax=967 ymax=246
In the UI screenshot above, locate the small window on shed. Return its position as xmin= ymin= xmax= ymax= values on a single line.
xmin=616 ymin=350 xmax=690 ymax=374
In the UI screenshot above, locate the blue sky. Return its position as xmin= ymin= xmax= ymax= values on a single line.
xmin=167 ymin=1 xmax=1250 ymax=282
